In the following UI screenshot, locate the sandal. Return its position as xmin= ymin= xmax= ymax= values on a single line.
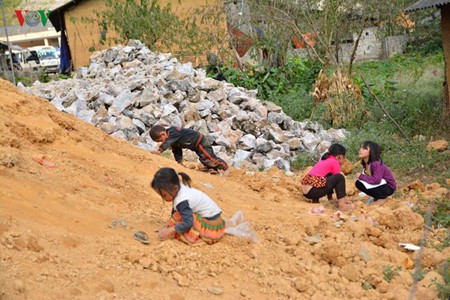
xmin=32 ymin=155 xmax=56 ymax=168
xmin=133 ymin=231 xmax=149 ymax=244
xmin=365 ymin=197 xmax=375 ymax=205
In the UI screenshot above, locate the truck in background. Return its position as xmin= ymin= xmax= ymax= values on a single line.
xmin=28 ymin=46 xmax=60 ymax=73
xmin=0 ymin=45 xmax=40 ymax=72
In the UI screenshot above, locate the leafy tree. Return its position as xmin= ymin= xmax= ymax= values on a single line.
xmin=0 ymin=0 xmax=23 ymax=25
xmin=242 ymin=0 xmax=416 ymax=73
xmin=99 ymin=0 xmax=180 ymax=50
xmin=406 ymin=8 xmax=442 ymax=55
xmin=84 ymin=0 xmax=231 ymax=64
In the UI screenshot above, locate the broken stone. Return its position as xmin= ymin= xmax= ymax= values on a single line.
xmin=303 ymin=235 xmax=322 ymax=245
xmin=207 ymin=287 xmax=224 ymax=295
xmin=23 ymin=41 xmax=348 ymax=172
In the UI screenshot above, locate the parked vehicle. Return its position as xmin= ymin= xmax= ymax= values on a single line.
xmin=28 ymin=46 xmax=60 ymax=73
xmin=0 ymin=46 xmax=40 ymax=72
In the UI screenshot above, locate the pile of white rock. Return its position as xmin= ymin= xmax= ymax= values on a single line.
xmin=22 ymin=40 xmax=346 ymax=172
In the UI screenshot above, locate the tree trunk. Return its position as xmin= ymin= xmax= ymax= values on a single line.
xmin=335 ymin=33 xmax=340 ymax=65
xmin=348 ymin=29 xmax=363 ymax=77
xmin=442 ymin=5 xmax=450 ymax=116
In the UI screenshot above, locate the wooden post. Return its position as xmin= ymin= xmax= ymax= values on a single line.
xmin=442 ymin=4 xmax=450 ymax=116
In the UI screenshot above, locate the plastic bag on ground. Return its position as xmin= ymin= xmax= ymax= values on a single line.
xmin=224 ymin=210 xmax=257 ymax=243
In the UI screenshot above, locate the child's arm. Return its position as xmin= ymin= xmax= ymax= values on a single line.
xmin=173 ymin=201 xmax=194 ymax=233
xmin=172 ymin=147 xmax=184 ymax=165
xmin=159 ymin=129 xmax=182 ymax=152
xmin=158 ymin=200 xmax=194 ymax=240
xmin=358 ymin=162 xmax=384 ymax=184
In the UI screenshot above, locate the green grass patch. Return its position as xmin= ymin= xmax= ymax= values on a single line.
xmin=342 ymin=129 xmax=450 ymax=179
xmin=382 ymin=265 xmax=401 ymax=282
xmin=291 ymin=150 xmax=317 ymax=171
xmin=353 ymin=52 xmax=448 ymax=137
xmin=435 ymin=258 xmax=450 ymax=300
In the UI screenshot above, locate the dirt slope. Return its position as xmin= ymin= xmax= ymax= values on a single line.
xmin=0 ymin=79 xmax=446 ymax=300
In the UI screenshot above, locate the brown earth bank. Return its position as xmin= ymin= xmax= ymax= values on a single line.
xmin=0 ymin=79 xmax=448 ymax=300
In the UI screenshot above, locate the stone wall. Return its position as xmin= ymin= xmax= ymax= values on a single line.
xmin=338 ymin=27 xmax=408 ymax=63
xmin=383 ymin=35 xmax=409 ymax=59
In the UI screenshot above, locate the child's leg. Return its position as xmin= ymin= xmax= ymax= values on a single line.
xmin=371 ymin=185 xmax=394 ymax=200
xmin=196 ymin=144 xmax=228 ymax=171
xmin=168 ymin=212 xmax=203 ymax=245
xmin=304 ymin=174 xmax=345 ymax=202
xmin=355 ymin=181 xmax=394 ymax=200
xmin=304 ymin=187 xmax=329 ymax=201
xmin=325 ymin=174 xmax=346 ymax=199
xmin=355 ymin=180 xmax=372 ymax=197
xmin=326 ymin=174 xmax=354 ymax=211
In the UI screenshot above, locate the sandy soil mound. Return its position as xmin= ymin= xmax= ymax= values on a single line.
xmin=0 ymin=79 xmax=447 ymax=299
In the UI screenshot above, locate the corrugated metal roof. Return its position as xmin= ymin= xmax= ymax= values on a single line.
xmin=405 ymin=0 xmax=450 ymax=12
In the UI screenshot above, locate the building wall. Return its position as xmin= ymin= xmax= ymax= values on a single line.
xmin=64 ymin=0 xmax=111 ymax=68
xmin=0 ymin=28 xmax=60 ymax=49
xmin=338 ymin=27 xmax=407 ymax=63
xmin=383 ymin=35 xmax=408 ymax=59
xmin=442 ymin=5 xmax=450 ymax=115
xmin=19 ymin=38 xmax=60 ymax=48
xmin=64 ymin=0 xmax=226 ymax=68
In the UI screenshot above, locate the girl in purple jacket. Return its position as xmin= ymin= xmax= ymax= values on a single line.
xmin=355 ymin=141 xmax=396 ymax=205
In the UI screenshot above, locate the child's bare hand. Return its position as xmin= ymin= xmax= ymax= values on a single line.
xmin=158 ymin=227 xmax=174 ymax=240
xmin=355 ymin=172 xmax=361 ymax=178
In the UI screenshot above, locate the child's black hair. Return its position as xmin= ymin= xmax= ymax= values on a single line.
xmin=150 ymin=125 xmax=166 ymax=141
xmin=321 ymin=143 xmax=346 ymax=160
xmin=361 ymin=141 xmax=382 ymax=165
xmin=151 ymin=168 xmax=192 ymax=195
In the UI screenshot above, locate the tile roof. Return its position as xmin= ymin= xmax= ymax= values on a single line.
xmin=405 ymin=0 xmax=450 ymax=12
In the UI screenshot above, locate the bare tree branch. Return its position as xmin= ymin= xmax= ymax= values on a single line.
xmin=362 ymin=76 xmax=412 ymax=145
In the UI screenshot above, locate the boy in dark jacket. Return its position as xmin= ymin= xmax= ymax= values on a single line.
xmin=150 ymin=125 xmax=230 ymax=176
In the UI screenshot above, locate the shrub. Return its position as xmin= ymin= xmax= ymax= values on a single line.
xmin=435 ymin=258 xmax=450 ymax=300
xmin=343 ymin=129 xmax=450 ymax=178
xmin=291 ymin=151 xmax=317 ymax=171
xmin=382 ymin=265 xmax=401 ymax=282
xmin=414 ymin=197 xmax=450 ymax=229
xmin=208 ymin=56 xmax=321 ymax=121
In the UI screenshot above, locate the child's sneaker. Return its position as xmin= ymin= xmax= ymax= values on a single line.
xmin=198 ymin=166 xmax=210 ymax=172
